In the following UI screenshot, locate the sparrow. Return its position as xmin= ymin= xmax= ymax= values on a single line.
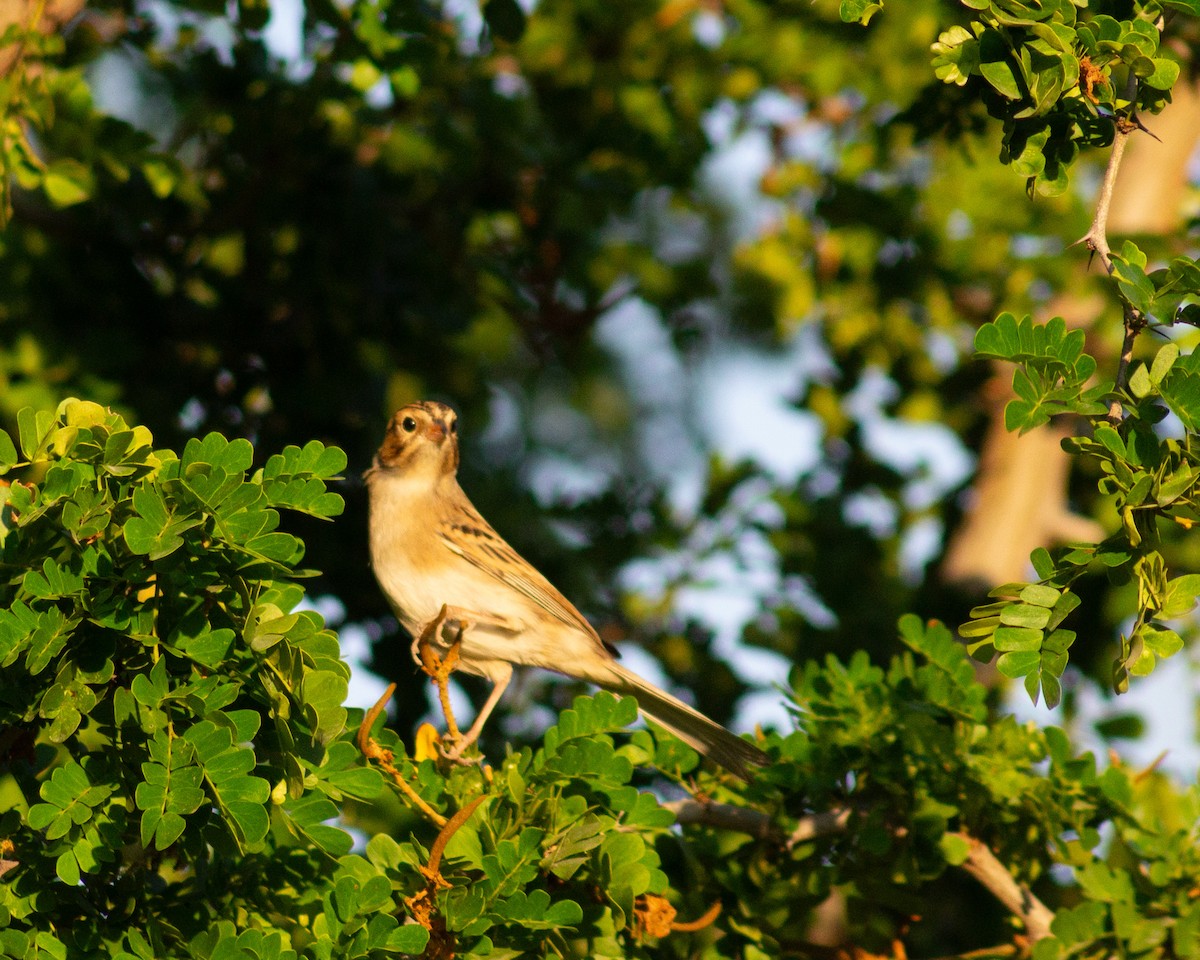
xmin=365 ymin=401 xmax=769 ymax=780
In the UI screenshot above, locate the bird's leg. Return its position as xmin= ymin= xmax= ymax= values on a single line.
xmin=441 ymin=661 xmax=513 ymax=762
xmin=413 ymin=605 xmax=519 ymax=762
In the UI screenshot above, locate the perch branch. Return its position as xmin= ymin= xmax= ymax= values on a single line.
xmin=954 ymin=832 xmax=1055 ymax=942
xmin=664 ymin=800 xmax=1055 ymax=941
xmin=664 ymin=798 xmax=784 ymax=840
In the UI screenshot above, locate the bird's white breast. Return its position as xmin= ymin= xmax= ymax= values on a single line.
xmin=367 ymin=472 xmax=530 ymax=629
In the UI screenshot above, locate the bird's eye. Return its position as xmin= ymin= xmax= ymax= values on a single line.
xmin=401 ymin=416 xmax=417 ymax=433
xmin=449 ymin=419 xmax=457 ymax=434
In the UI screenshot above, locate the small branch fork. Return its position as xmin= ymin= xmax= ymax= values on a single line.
xmin=664 ymin=800 xmax=1055 ymax=943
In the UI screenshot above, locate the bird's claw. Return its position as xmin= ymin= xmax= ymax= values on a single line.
xmin=438 ymin=737 xmax=483 ymax=767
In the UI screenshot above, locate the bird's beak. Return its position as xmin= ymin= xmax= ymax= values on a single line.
xmin=425 ymin=421 xmax=446 ymax=443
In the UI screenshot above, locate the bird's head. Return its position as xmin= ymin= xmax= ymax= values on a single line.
xmin=370 ymin=401 xmax=460 ymax=480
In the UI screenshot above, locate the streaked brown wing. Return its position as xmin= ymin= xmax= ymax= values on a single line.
xmin=436 ymin=496 xmax=610 ymax=653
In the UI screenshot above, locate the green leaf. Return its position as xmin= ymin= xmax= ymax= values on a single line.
xmin=1077 ymin=861 xmax=1134 ymax=903
xmin=386 ymin=926 xmax=430 ymax=953
xmin=42 ymin=160 xmax=95 ymax=208
xmin=124 ymin=484 xmax=202 ymax=560
xmin=141 ymin=156 xmax=178 ymax=198
xmin=974 ymin=313 xmax=1017 ymax=358
xmin=1094 ymin=713 xmax=1145 ymax=739
xmin=1160 ymin=370 xmax=1200 ymax=431
xmin=839 ymin=0 xmax=883 ymax=25
xmin=996 ymin=649 xmax=1040 ymax=678
xmin=1155 ymin=465 xmax=1196 ymax=506
xmin=0 ymin=429 xmax=18 ymax=473
xmin=939 ymin=832 xmax=971 ymax=865
xmin=17 ymin=407 xmax=49 ymax=459
xmin=1140 ymin=624 xmax=1182 ymax=658
xmin=1092 ymin=424 xmax=1125 ymax=457
xmin=1030 ymin=547 xmax=1054 ymax=580
xmin=56 ymin=850 xmax=81 ymax=885
xmin=932 ymin=27 xmax=979 ymax=86
xmin=992 ymin=625 xmax=1042 ymax=652
xmin=25 ymin=607 xmax=78 ymax=676
xmin=1149 ymin=343 xmax=1179 ymax=384
xmin=1052 ymin=901 xmax=1109 ymax=945
xmin=1019 ymin=583 xmax=1059 ymax=607
xmin=979 ymin=31 xmax=1024 ymax=99
xmin=1144 ymin=57 xmax=1179 ymax=90
xmin=1156 ymin=573 xmax=1200 ymax=618
xmin=492 ymin=889 xmax=583 ymax=930
xmin=1111 ymin=250 xmax=1154 ymax=313
xmin=999 ymin=604 xmax=1050 ymax=629
xmin=1128 ymin=363 xmax=1152 ymax=399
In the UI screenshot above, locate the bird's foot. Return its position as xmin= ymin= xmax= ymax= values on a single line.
xmin=438 ymin=735 xmax=484 ymax=767
xmin=415 ymin=604 xmax=468 ymax=742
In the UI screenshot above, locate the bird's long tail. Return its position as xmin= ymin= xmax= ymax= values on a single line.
xmin=593 ymin=662 xmax=769 ymax=781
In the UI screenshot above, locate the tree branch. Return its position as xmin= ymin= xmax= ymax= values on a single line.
xmin=663 ymin=799 xmax=784 ymax=840
xmin=1075 ymin=80 xmax=1154 ymax=418
xmin=665 ymin=800 xmax=1056 ymax=942
xmin=1077 ymin=119 xmax=1131 ymax=276
xmin=1109 ymin=303 xmax=1147 ymax=421
xmin=953 ymin=832 xmax=1055 ymax=942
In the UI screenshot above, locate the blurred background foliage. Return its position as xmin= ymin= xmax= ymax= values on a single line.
xmin=2 ymin=0 xmax=1198 ymax=766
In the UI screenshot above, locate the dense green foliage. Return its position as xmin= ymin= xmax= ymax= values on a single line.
xmin=4 ymin=402 xmax=1199 ymax=959
xmin=4 ymin=0 xmax=1200 ymax=956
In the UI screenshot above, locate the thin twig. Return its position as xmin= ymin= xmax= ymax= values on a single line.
xmin=404 ymin=793 xmax=488 ymax=947
xmin=1074 ymin=87 xmax=1153 ymax=419
xmin=357 ymin=683 xmax=448 ymax=826
xmin=425 ymin=794 xmax=487 ymax=879
xmin=1076 ymin=117 xmax=1132 ymax=277
xmin=1109 ymin=304 xmax=1147 ymax=421
xmin=924 ymin=944 xmax=1023 ymax=960
xmin=669 ymin=899 xmax=722 ymax=932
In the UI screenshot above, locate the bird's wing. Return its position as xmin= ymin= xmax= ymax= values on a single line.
xmin=436 ymin=495 xmax=612 ymax=655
